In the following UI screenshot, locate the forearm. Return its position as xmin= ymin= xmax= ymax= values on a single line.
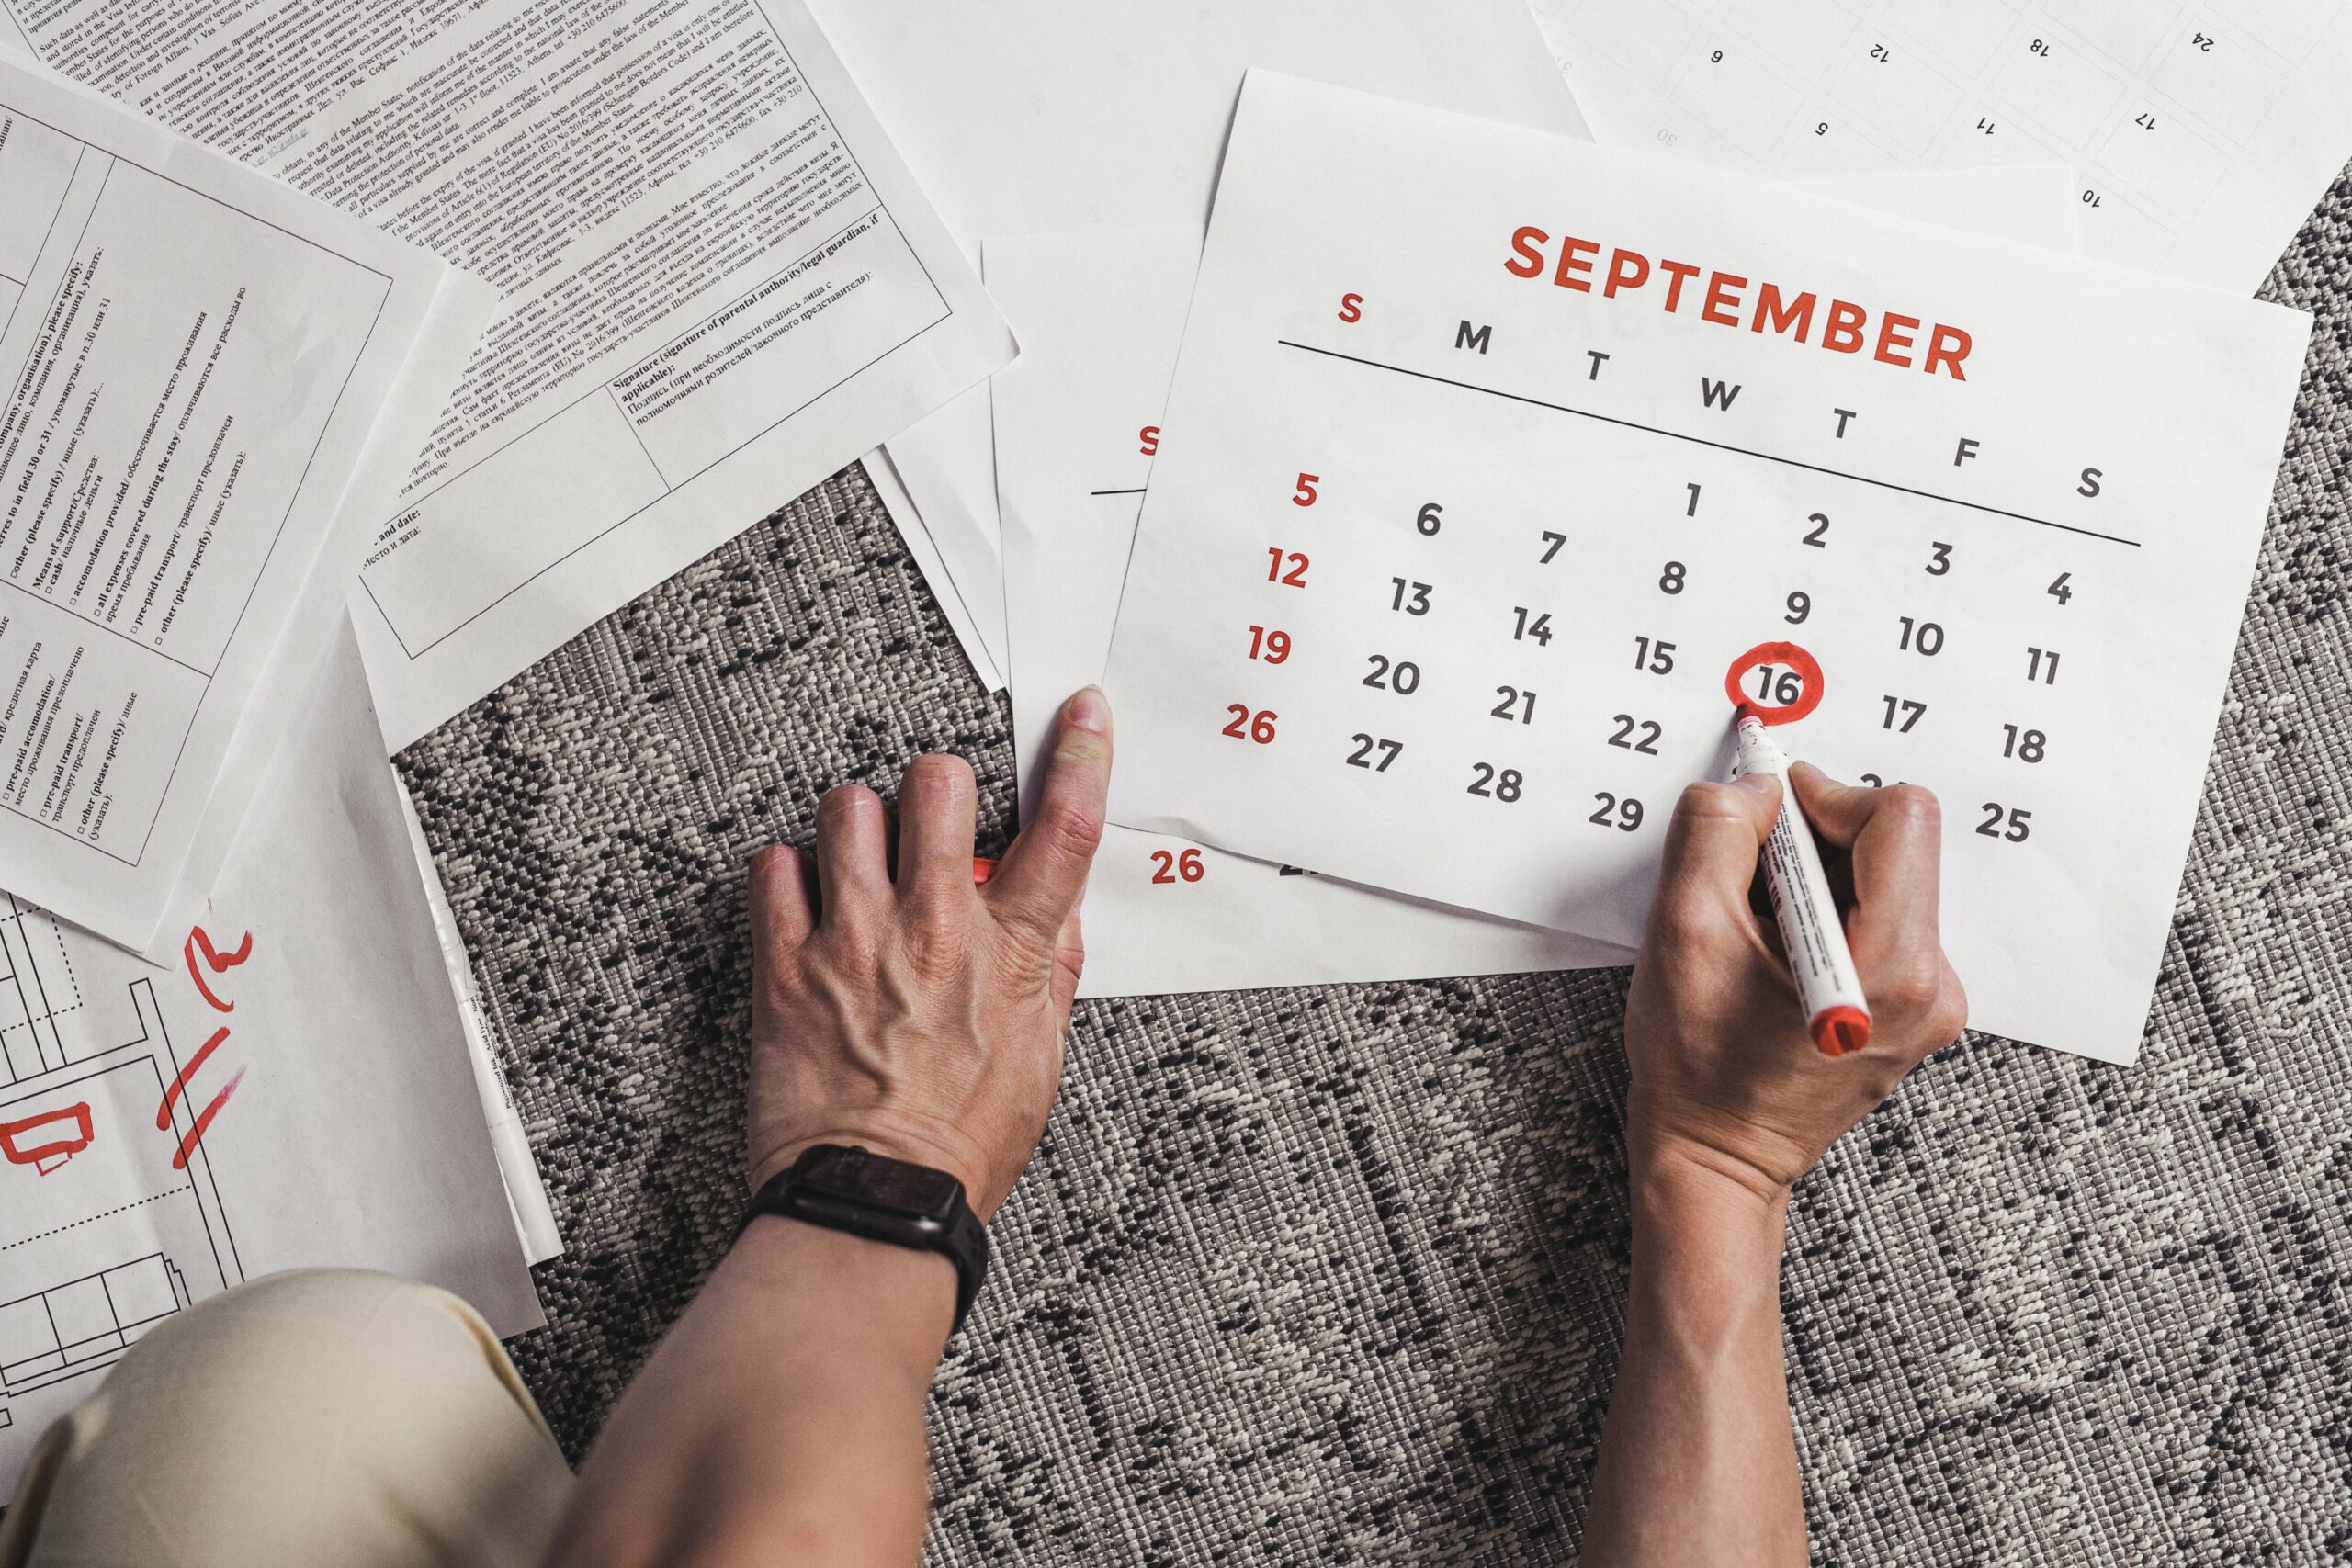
xmin=1581 ymin=1158 xmax=1805 ymax=1567
xmin=547 ymin=1219 xmax=956 ymax=1568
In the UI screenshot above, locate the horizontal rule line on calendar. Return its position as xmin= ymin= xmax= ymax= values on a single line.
xmin=1272 ymin=340 xmax=2143 ymax=549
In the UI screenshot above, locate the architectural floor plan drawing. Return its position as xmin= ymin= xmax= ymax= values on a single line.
xmin=0 ymin=1255 xmax=192 ymax=1397
xmin=0 ymin=620 xmax=541 ymax=1495
xmin=0 ymin=897 xmax=82 ymax=1085
xmin=0 ymin=904 xmax=242 ymax=1437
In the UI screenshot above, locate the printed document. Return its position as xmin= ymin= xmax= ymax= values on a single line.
xmin=0 ymin=56 xmax=468 ymax=946
xmin=0 ymin=0 xmax=1017 ymax=750
xmin=1101 ymin=74 xmax=2310 ymax=1063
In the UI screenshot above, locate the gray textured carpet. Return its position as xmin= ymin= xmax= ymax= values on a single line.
xmin=398 ymin=174 xmax=2352 ymax=1564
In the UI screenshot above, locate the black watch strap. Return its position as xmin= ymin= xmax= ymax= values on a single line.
xmin=736 ymin=1145 xmax=989 ymax=1333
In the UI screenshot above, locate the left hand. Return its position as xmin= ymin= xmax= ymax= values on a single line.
xmin=741 ymin=688 xmax=1114 ymax=1220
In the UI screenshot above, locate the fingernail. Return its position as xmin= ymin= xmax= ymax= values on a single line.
xmin=1066 ymin=685 xmax=1111 ymax=734
xmin=1789 ymin=760 xmax=1823 ymax=782
xmin=1733 ymin=772 xmax=1780 ymax=796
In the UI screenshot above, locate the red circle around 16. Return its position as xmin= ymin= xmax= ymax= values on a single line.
xmin=1723 ymin=640 xmax=1826 ymax=726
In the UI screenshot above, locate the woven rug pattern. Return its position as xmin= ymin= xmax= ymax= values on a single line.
xmin=399 ymin=175 xmax=2352 ymax=1564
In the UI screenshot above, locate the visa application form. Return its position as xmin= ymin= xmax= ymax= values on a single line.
xmin=0 ymin=0 xmax=1017 ymax=750
xmin=0 ymin=55 xmax=470 ymax=948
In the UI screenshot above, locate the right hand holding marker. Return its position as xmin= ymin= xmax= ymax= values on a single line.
xmin=1623 ymin=763 xmax=1967 ymax=1202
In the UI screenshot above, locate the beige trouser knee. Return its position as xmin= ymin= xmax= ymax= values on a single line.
xmin=0 ymin=1269 xmax=571 ymax=1568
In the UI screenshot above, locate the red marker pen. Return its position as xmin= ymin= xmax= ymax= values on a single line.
xmin=1732 ymin=714 xmax=1871 ymax=1056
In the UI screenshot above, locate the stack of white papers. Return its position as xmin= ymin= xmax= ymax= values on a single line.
xmin=4 ymin=0 xmax=1017 ymax=754
xmin=808 ymin=0 xmax=1594 ymax=682
xmin=0 ymin=0 xmax=1030 ymax=1468
xmin=0 ymin=55 xmax=554 ymax=1492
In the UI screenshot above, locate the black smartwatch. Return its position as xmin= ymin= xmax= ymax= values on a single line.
xmin=737 ymin=1145 xmax=989 ymax=1333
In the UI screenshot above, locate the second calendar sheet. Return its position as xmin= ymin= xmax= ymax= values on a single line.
xmin=1101 ymin=73 xmax=2311 ymax=1064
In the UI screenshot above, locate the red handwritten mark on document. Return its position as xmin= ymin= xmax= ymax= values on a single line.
xmin=165 ymin=925 xmax=257 ymax=1168
xmin=169 ymin=1069 xmax=245 ymax=1172
xmin=184 ymin=926 xmax=254 ymax=1013
xmin=155 ymin=1025 xmax=231 ymax=1131
xmin=1724 ymin=641 xmax=1826 ymax=727
xmin=1 ymin=1103 xmax=95 ymax=1173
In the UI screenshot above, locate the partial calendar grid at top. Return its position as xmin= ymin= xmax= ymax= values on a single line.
xmin=1531 ymin=0 xmax=2352 ymax=288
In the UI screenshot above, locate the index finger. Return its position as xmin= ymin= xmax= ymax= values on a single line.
xmin=987 ymin=687 xmax=1113 ymax=942
xmin=1788 ymin=762 xmax=1942 ymax=969
xmin=1650 ymin=774 xmax=1781 ymax=931
xmin=895 ymin=752 xmax=980 ymax=906
xmin=747 ymin=843 xmax=815 ymax=956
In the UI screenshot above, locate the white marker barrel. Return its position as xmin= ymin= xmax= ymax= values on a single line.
xmin=1731 ymin=716 xmax=1871 ymax=1055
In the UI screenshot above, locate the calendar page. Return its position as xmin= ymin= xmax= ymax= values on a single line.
xmin=989 ymin=165 xmax=2069 ymax=998
xmin=1100 ymin=73 xmax=2311 ymax=1063
xmin=1532 ymin=0 xmax=2352 ymax=294
xmin=989 ymin=225 xmax=1632 ymax=996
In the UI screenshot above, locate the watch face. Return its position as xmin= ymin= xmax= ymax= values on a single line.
xmin=806 ymin=1146 xmax=961 ymax=1217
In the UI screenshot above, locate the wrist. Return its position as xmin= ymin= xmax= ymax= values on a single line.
xmin=1623 ymin=1093 xmax=1815 ymax=1210
xmin=1624 ymin=1149 xmax=1789 ymax=1337
xmin=1629 ymin=1136 xmax=1792 ymax=1240
xmin=726 ymin=1213 xmax=958 ymax=1349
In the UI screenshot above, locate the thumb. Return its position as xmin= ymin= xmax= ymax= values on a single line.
xmin=1652 ymin=774 xmax=1781 ymax=920
xmin=989 ymin=687 xmax=1113 ymax=942
xmin=1049 ymin=907 xmax=1086 ymax=1016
